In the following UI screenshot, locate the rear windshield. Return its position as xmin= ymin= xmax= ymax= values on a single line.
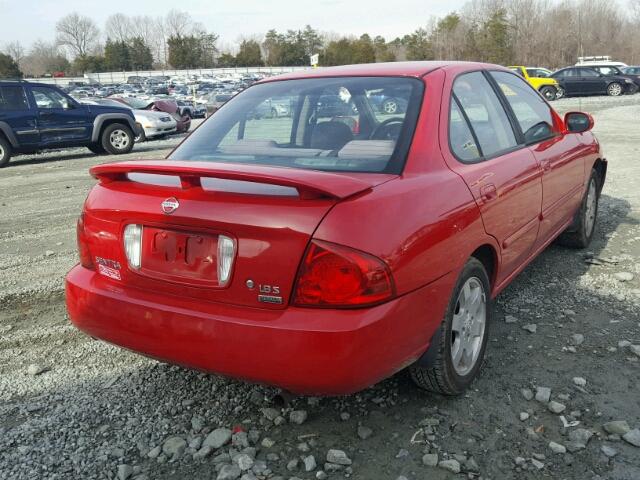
xmin=169 ymin=76 xmax=423 ymax=174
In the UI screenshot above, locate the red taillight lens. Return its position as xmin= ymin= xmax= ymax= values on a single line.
xmin=76 ymin=213 xmax=93 ymax=269
xmin=293 ymin=240 xmax=394 ymax=307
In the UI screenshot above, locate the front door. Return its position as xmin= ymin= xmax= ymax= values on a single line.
xmin=28 ymin=86 xmax=92 ymax=145
xmin=442 ymin=70 xmax=543 ymax=285
xmin=488 ymin=70 xmax=587 ymax=249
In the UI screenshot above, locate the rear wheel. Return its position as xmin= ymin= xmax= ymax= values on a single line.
xmin=101 ymin=123 xmax=134 ymax=155
xmin=557 ymin=169 xmax=599 ymax=248
xmin=0 ymin=136 xmax=12 ymax=168
xmin=540 ymin=86 xmax=557 ymax=101
xmin=410 ymin=257 xmax=491 ymax=395
xmin=607 ymin=82 xmax=623 ymax=96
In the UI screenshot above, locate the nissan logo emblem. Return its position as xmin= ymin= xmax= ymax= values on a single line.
xmin=161 ymin=197 xmax=179 ymax=214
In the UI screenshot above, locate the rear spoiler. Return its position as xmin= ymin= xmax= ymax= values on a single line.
xmin=90 ymin=161 xmax=392 ymax=200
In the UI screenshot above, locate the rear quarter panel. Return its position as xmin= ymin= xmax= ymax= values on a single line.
xmin=314 ymin=70 xmax=498 ymax=296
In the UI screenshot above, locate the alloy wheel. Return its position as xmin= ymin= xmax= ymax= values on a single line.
xmin=383 ymin=100 xmax=398 ymax=114
xmin=450 ymin=277 xmax=487 ymax=376
xmin=608 ymin=83 xmax=622 ymax=96
xmin=584 ymin=178 xmax=597 ymax=237
xmin=110 ymin=129 xmax=130 ymax=150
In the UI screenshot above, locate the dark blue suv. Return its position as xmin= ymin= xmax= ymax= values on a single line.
xmin=0 ymin=80 xmax=137 ymax=167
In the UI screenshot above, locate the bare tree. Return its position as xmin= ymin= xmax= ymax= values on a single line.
xmin=55 ymin=13 xmax=100 ymax=58
xmin=21 ymin=40 xmax=69 ymax=76
xmin=105 ymin=14 xmax=132 ymax=43
xmin=165 ymin=10 xmax=194 ymax=38
xmin=4 ymin=41 xmax=25 ymax=66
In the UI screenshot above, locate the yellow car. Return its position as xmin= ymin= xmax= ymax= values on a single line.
xmin=508 ymin=66 xmax=561 ymax=101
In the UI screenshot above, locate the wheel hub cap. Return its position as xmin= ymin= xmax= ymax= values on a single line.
xmin=451 ymin=277 xmax=486 ymax=376
xmin=110 ymin=130 xmax=129 ymax=150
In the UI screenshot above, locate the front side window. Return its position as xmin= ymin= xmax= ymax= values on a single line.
xmin=0 ymin=86 xmax=29 ymax=111
xmin=594 ymin=66 xmax=619 ymax=76
xmin=490 ymin=71 xmax=555 ymax=144
xmin=31 ymin=87 xmax=72 ymax=109
xmin=452 ymin=71 xmax=517 ymax=158
xmin=170 ymin=77 xmax=423 ymax=174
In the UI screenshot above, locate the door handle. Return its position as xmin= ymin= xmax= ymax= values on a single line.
xmin=541 ymin=159 xmax=552 ymax=172
xmin=480 ymin=184 xmax=497 ymax=201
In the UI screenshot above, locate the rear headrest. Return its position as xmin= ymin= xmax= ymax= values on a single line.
xmin=310 ymin=121 xmax=354 ymax=150
xmin=337 ymin=140 xmax=396 ymax=159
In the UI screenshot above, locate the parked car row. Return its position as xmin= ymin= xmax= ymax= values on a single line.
xmin=509 ymin=59 xmax=640 ymax=100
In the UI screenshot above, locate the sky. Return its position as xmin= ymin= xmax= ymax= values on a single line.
xmin=0 ymin=0 xmax=467 ymax=49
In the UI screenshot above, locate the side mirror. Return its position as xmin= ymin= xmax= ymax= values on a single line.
xmin=564 ymin=112 xmax=594 ymax=133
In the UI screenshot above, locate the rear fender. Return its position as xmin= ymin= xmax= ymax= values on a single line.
xmin=0 ymin=121 xmax=19 ymax=147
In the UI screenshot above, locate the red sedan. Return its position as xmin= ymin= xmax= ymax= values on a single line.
xmin=66 ymin=62 xmax=605 ymax=395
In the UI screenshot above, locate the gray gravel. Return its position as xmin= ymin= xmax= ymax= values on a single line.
xmin=2 ymin=98 xmax=640 ymax=479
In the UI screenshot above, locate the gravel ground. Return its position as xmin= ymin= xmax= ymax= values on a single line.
xmin=1 ymin=97 xmax=639 ymax=480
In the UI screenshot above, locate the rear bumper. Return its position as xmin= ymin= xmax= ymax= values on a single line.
xmin=65 ymin=265 xmax=453 ymax=395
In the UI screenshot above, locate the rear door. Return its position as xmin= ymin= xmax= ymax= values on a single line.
xmin=489 ymin=71 xmax=586 ymax=249
xmin=556 ymin=69 xmax=580 ymax=95
xmin=28 ymin=85 xmax=92 ymax=145
xmin=0 ymin=85 xmax=39 ymax=147
xmin=441 ymin=70 xmax=542 ymax=284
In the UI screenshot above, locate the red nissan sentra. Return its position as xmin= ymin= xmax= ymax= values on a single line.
xmin=66 ymin=62 xmax=605 ymax=395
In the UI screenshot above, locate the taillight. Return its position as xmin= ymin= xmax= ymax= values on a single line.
xmin=293 ymin=240 xmax=394 ymax=308
xmin=76 ymin=213 xmax=93 ymax=269
xmin=217 ymin=235 xmax=235 ymax=286
xmin=123 ymin=224 xmax=143 ymax=269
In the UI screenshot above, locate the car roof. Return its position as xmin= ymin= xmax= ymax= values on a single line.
xmin=0 ymin=80 xmax=55 ymax=88
xmin=259 ymin=61 xmax=506 ymax=83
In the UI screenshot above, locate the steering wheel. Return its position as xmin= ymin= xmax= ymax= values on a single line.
xmin=371 ymin=117 xmax=404 ymax=140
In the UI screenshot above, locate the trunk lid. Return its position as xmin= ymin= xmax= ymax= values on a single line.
xmin=83 ymin=160 xmax=394 ymax=309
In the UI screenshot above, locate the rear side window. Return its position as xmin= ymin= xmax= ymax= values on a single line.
xmin=0 ymin=86 xmax=29 ymax=111
xmin=452 ymin=71 xmax=517 ymax=158
xmin=578 ymin=68 xmax=599 ymax=77
xmin=449 ymin=100 xmax=481 ymax=162
xmin=490 ymin=71 xmax=555 ymax=144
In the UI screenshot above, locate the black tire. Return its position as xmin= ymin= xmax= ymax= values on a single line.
xmin=556 ymin=86 xmax=565 ymax=99
xmin=271 ymin=108 xmax=278 ymax=118
xmin=101 ymin=123 xmax=134 ymax=155
xmin=0 ymin=135 xmax=12 ymax=168
xmin=409 ymin=257 xmax=492 ymax=395
xmin=557 ymin=169 xmax=599 ymax=248
xmin=607 ymin=82 xmax=623 ymax=97
xmin=134 ymin=123 xmax=147 ymax=143
xmin=540 ymin=86 xmax=557 ymax=101
xmin=87 ymin=143 xmax=107 ymax=155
